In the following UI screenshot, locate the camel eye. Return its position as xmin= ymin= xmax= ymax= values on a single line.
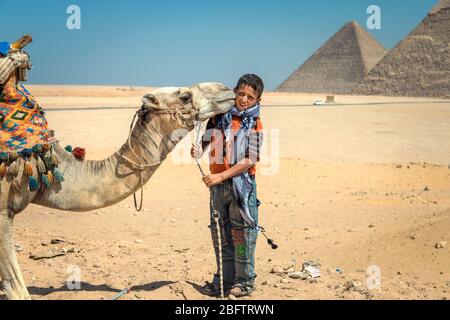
xmin=179 ymin=92 xmax=192 ymax=104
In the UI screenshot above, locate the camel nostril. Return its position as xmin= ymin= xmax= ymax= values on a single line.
xmin=143 ymin=94 xmax=159 ymax=106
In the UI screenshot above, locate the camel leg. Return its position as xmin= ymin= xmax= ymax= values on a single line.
xmin=0 ymin=212 xmax=31 ymax=300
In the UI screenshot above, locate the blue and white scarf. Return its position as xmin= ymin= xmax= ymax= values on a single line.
xmin=216 ymin=104 xmax=261 ymax=230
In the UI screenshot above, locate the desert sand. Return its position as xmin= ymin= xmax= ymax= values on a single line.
xmin=5 ymin=85 xmax=450 ymax=300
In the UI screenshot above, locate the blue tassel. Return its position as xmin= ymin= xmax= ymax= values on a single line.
xmin=42 ymin=174 xmax=51 ymax=188
xmin=53 ymin=168 xmax=64 ymax=182
xmin=28 ymin=176 xmax=39 ymax=192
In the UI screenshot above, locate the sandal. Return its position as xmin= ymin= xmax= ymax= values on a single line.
xmin=229 ymin=284 xmax=255 ymax=297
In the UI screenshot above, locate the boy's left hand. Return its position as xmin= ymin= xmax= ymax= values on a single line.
xmin=202 ymin=174 xmax=225 ymax=188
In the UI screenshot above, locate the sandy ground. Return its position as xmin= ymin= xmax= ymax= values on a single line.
xmin=3 ymin=86 xmax=450 ymax=300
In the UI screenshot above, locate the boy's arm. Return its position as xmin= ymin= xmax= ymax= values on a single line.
xmin=202 ymin=157 xmax=255 ymax=187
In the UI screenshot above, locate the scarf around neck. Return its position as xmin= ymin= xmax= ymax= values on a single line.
xmin=215 ymin=104 xmax=261 ymax=230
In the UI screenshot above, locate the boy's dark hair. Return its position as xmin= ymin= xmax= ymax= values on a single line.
xmin=234 ymin=74 xmax=264 ymax=100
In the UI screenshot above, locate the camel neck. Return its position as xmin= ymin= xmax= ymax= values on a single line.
xmin=33 ymin=114 xmax=181 ymax=211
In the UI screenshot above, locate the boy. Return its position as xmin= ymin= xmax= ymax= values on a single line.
xmin=191 ymin=74 xmax=264 ymax=297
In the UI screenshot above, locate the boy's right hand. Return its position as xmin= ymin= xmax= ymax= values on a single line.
xmin=191 ymin=143 xmax=203 ymax=159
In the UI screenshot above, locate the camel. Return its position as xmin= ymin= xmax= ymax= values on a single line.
xmin=0 ymin=71 xmax=235 ymax=299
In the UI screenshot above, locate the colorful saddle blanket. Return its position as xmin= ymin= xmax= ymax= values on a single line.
xmin=0 ymin=80 xmax=56 ymax=153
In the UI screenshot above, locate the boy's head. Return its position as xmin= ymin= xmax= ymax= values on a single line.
xmin=233 ymin=74 xmax=264 ymax=111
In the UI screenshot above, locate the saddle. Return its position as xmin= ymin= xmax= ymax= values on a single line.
xmin=0 ymin=35 xmax=62 ymax=191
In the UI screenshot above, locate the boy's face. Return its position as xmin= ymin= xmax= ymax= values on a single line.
xmin=234 ymin=85 xmax=260 ymax=112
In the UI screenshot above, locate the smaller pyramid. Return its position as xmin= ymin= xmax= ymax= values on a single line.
xmin=276 ymin=21 xmax=388 ymax=94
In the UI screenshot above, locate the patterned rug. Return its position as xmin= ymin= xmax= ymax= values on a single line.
xmin=0 ymin=79 xmax=56 ymax=153
xmin=0 ymin=79 xmax=63 ymax=191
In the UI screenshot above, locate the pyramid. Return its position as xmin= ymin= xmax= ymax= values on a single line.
xmin=430 ymin=0 xmax=450 ymax=14
xmin=276 ymin=21 xmax=388 ymax=94
xmin=354 ymin=1 xmax=450 ymax=98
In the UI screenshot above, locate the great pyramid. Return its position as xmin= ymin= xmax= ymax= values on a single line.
xmin=354 ymin=1 xmax=450 ymax=98
xmin=276 ymin=21 xmax=388 ymax=94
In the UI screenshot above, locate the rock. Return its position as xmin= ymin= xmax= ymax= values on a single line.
xmin=368 ymin=224 xmax=375 ymax=228
xmin=288 ymin=271 xmax=309 ymax=280
xmin=281 ymin=278 xmax=289 ymax=284
xmin=261 ymin=281 xmax=268 ymax=285
xmin=435 ymin=241 xmax=446 ymax=249
xmin=271 ymin=267 xmax=284 ymax=274
xmin=93 ymin=264 xmax=100 ymax=268
xmin=344 ymin=280 xmax=361 ymax=291
xmin=15 ymin=244 xmax=23 ymax=252
xmin=423 ymin=186 xmax=430 ymax=192
xmin=397 ymin=271 xmax=402 ymax=275
xmin=396 ymin=165 xmax=402 ymax=168
xmin=409 ymin=232 xmax=416 ymax=240
xmin=135 ymin=239 xmax=143 ymax=244
xmin=171 ymin=219 xmax=176 ymax=223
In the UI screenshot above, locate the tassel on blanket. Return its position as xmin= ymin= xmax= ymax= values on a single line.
xmin=8 ymin=160 xmax=19 ymax=177
xmin=36 ymin=156 xmax=47 ymax=174
xmin=24 ymin=161 xmax=33 ymax=176
xmin=32 ymin=144 xmax=42 ymax=154
xmin=51 ymin=149 xmax=59 ymax=166
xmin=28 ymin=176 xmax=39 ymax=192
xmin=9 ymin=151 xmax=19 ymax=162
xmin=53 ymin=168 xmax=64 ymax=183
xmin=0 ymin=163 xmax=7 ymax=178
xmin=42 ymin=174 xmax=51 ymax=188
xmin=42 ymin=143 xmax=51 ymax=153
xmin=72 ymin=147 xmax=86 ymax=160
xmin=0 ymin=152 xmax=9 ymax=163
xmin=43 ymin=150 xmax=52 ymax=170
xmin=47 ymin=171 xmax=54 ymax=184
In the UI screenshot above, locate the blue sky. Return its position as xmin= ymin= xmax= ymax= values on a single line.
xmin=0 ymin=0 xmax=440 ymax=90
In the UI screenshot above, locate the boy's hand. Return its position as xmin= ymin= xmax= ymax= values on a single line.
xmin=191 ymin=143 xmax=203 ymax=159
xmin=203 ymin=174 xmax=225 ymax=188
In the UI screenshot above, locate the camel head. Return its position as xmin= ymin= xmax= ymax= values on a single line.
xmin=140 ymin=82 xmax=235 ymax=130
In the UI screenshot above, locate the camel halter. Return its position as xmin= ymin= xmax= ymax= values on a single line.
xmin=116 ymin=105 xmax=198 ymax=211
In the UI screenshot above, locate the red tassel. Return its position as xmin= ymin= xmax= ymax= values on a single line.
xmin=72 ymin=147 xmax=86 ymax=160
